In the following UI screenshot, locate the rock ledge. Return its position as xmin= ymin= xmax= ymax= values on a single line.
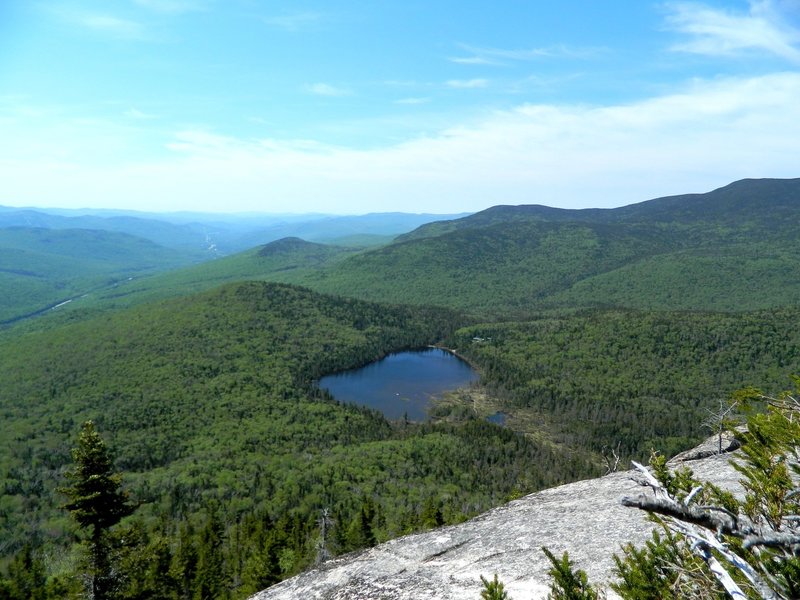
xmin=251 ymin=434 xmax=742 ymax=600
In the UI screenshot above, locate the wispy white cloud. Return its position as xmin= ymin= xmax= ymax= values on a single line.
xmin=445 ymin=78 xmax=489 ymax=89
xmin=665 ymin=1 xmax=800 ymax=62
xmin=78 ymin=14 xmax=147 ymax=39
xmin=264 ymin=11 xmax=324 ymax=32
xmin=132 ymin=0 xmax=209 ymax=14
xmin=306 ymin=83 xmax=352 ymax=97
xmin=394 ymin=97 xmax=431 ymax=105
xmin=450 ymin=44 xmax=607 ymax=66
xmin=2 ymin=74 xmax=799 ymax=213
xmin=44 ymin=5 xmax=150 ymax=41
xmin=125 ymin=108 xmax=157 ymax=120
xmin=449 ymin=56 xmax=502 ymax=66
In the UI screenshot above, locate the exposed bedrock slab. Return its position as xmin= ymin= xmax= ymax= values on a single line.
xmin=251 ymin=434 xmax=743 ymax=600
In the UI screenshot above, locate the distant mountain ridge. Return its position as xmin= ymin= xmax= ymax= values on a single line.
xmin=0 ymin=209 xmax=467 ymax=325
xmin=232 ymin=212 xmax=471 ymax=249
xmin=41 ymin=177 xmax=798 ymax=321
xmin=0 ymin=206 xmax=469 ymax=255
xmin=399 ymin=178 xmax=800 ymax=242
xmin=295 ymin=178 xmax=800 ymax=315
xmin=0 ymin=226 xmax=192 ymax=324
xmin=0 ymin=209 xmax=217 ymax=256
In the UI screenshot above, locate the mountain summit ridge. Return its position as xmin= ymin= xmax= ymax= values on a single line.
xmin=399 ymin=177 xmax=800 ymax=242
xmin=300 ymin=177 xmax=800 ymax=314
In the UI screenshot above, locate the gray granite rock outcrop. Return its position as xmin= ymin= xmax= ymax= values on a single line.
xmin=251 ymin=434 xmax=743 ymax=600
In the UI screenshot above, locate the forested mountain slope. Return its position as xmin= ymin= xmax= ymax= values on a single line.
xmin=448 ymin=308 xmax=800 ymax=460
xmin=0 ymin=227 xmax=195 ymax=324
xmin=399 ymin=178 xmax=800 ymax=241
xmin=0 ymin=209 xmax=219 ymax=255
xmin=0 ymin=281 xmax=586 ymax=598
xmin=289 ymin=178 xmax=800 ymax=315
xmin=57 ymin=237 xmax=360 ymax=316
xmin=294 ymin=220 xmax=680 ymax=315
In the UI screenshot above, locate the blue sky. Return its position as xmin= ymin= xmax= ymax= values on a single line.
xmin=1 ymin=1 xmax=799 ymax=214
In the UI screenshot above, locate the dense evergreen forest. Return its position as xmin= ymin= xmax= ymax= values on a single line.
xmin=280 ymin=178 xmax=800 ymax=316
xmin=449 ymin=308 xmax=800 ymax=459
xmin=0 ymin=282 xmax=587 ymax=598
xmin=0 ymin=227 xmax=196 ymax=324
xmin=2 ymin=178 xmax=800 ymax=598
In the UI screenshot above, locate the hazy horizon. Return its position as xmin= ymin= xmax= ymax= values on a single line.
xmin=2 ymin=1 xmax=799 ymax=214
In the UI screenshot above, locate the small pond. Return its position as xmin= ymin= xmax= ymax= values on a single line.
xmin=486 ymin=412 xmax=508 ymax=426
xmin=319 ymin=348 xmax=479 ymax=422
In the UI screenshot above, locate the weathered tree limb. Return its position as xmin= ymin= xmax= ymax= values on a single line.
xmin=743 ymin=532 xmax=800 ymax=551
xmin=630 ymin=461 xmax=661 ymax=490
xmin=685 ymin=485 xmax=703 ymax=506
xmin=620 ymin=494 xmax=741 ymax=536
xmin=694 ymin=544 xmax=748 ymax=600
xmin=671 ymin=520 xmax=782 ymax=600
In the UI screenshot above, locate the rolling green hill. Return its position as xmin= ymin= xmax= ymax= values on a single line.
xmin=0 ymin=206 xmax=466 ymax=256
xmin=0 ymin=227 xmax=198 ymax=324
xmin=33 ymin=237 xmax=362 ymax=321
xmin=0 ymin=281 xmax=586 ymax=597
xmin=399 ymin=178 xmax=800 ymax=241
xmin=284 ymin=178 xmax=800 ymax=315
xmin=3 ymin=178 xmax=800 ymax=598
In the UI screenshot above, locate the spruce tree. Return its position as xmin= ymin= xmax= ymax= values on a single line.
xmin=479 ymin=573 xmax=511 ymax=600
xmin=59 ymin=421 xmax=132 ymax=600
xmin=193 ymin=511 xmax=227 ymax=600
xmin=542 ymin=547 xmax=601 ymax=600
xmin=0 ymin=544 xmax=47 ymax=600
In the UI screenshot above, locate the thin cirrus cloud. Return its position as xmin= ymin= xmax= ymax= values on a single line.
xmin=263 ymin=11 xmax=324 ymax=32
xmin=394 ymin=97 xmax=431 ymax=105
xmin=132 ymin=0 xmax=209 ymax=14
xmin=449 ymin=56 xmax=499 ymax=66
xmin=449 ymin=44 xmax=607 ymax=66
xmin=665 ymin=0 xmax=800 ymax=62
xmin=306 ymin=83 xmax=352 ymax=97
xmin=445 ymin=78 xmax=489 ymax=89
xmin=75 ymin=13 xmax=148 ymax=39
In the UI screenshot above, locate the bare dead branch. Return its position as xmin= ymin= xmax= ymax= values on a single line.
xmin=743 ymin=532 xmax=800 ymax=551
xmin=620 ymin=495 xmax=742 ymax=536
xmin=630 ymin=461 xmax=662 ymax=491
xmin=685 ymin=485 xmax=703 ymax=506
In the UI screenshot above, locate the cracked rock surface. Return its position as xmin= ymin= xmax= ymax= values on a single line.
xmin=251 ymin=434 xmax=743 ymax=600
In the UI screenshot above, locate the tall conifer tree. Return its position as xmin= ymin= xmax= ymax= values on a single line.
xmin=60 ymin=421 xmax=132 ymax=599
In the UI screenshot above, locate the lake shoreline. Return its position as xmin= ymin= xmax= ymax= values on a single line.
xmin=428 ymin=344 xmax=481 ymax=374
xmin=320 ymin=348 xmax=479 ymax=422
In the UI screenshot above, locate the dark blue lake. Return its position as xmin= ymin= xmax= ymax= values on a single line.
xmin=319 ymin=348 xmax=479 ymax=421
